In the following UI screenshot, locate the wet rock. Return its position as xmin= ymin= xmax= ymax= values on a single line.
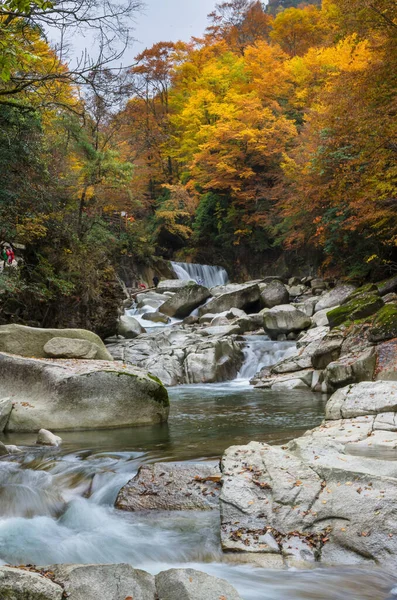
xmin=43 ymin=337 xmax=100 ymax=359
xmin=142 ymin=311 xmax=170 ymax=324
xmin=199 ymin=283 xmax=260 ymax=316
xmin=118 ymin=315 xmax=145 ymax=338
xmin=259 ymin=280 xmax=289 ymax=309
xmin=116 ymin=463 xmax=221 ymax=511
xmin=0 ymin=353 xmax=169 ymax=432
xmin=155 ymin=568 xmax=242 ymax=600
xmin=50 ymin=563 xmax=156 ymax=600
xmin=184 ymin=337 xmax=243 ymax=383
xmin=183 ymin=315 xmax=199 ymax=325
xmin=136 ymin=291 xmax=168 ymax=310
xmin=254 ymin=370 xmax=313 ymax=390
xmin=271 ymin=327 xmax=328 ymax=374
xmin=0 ymin=566 xmax=63 ymax=600
xmin=0 ymin=397 xmax=12 ymax=432
xmin=314 ymin=285 xmax=356 ymax=313
xmin=263 ymin=305 xmax=311 ymax=339
xmin=0 ymin=323 xmax=113 ymax=361
xmin=159 ymin=284 xmax=211 ymax=319
xmin=36 ymin=428 xmax=62 ymax=447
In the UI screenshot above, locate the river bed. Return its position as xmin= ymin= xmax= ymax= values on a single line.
xmin=0 ymin=380 xmax=396 ymax=598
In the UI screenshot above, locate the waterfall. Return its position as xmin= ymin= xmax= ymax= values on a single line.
xmin=171 ymin=261 xmax=228 ymax=288
xmin=236 ymin=336 xmax=297 ymax=383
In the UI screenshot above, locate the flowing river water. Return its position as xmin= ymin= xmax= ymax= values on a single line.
xmin=0 ymin=337 xmax=397 ymax=598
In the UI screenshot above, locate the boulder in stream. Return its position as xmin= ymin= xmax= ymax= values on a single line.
xmin=198 ymin=283 xmax=260 ymax=316
xmin=263 ymin=305 xmax=311 ymax=339
xmin=0 ymin=352 xmax=169 ymax=432
xmin=159 ymin=283 xmax=211 ymax=318
xmin=0 ymin=566 xmax=63 ymax=600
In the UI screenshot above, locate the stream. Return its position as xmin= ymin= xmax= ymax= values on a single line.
xmin=0 ymin=264 xmax=396 ymax=598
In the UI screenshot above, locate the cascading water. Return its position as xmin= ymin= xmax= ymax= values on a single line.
xmin=171 ymin=261 xmax=228 ymax=288
xmin=235 ymin=335 xmax=297 ymax=384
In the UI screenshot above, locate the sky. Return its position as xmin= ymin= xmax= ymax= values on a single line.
xmin=132 ymin=0 xmax=218 ymax=51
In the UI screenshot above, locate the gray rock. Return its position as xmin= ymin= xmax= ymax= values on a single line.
xmin=375 ymin=339 xmax=397 ymax=380
xmin=50 ymin=563 xmax=156 ymax=600
xmin=43 ymin=337 xmax=100 ymax=359
xmin=0 ymin=566 xmax=63 ymax=600
xmin=116 ymin=463 xmax=221 ymax=511
xmin=0 ymin=353 xmax=169 ymax=432
xmin=210 ymin=315 xmax=230 ymax=327
xmin=311 ymin=329 xmax=344 ymax=369
xmin=0 ymin=441 xmax=9 ymax=456
xmin=0 ymin=397 xmax=12 ymax=432
xmin=263 ymin=305 xmax=311 ymax=339
xmin=36 ymin=428 xmax=62 ymax=447
xmin=118 ymin=315 xmax=145 ymax=338
xmin=108 ymin=328 xmax=244 ymax=386
xmin=383 ymin=292 xmax=397 ymax=304
xmin=142 ymin=312 xmax=170 ymax=324
xmin=311 ymin=278 xmax=327 ymax=292
xmin=377 ymin=275 xmax=397 ymax=296
xmin=155 ymin=569 xmax=242 ymax=600
xmin=314 ymin=285 xmax=356 ymax=313
xmin=184 ymin=337 xmax=243 ymax=383
xmin=287 ymin=284 xmax=306 ymax=297
xmin=159 ymin=284 xmax=211 ymax=319
xmin=199 ymin=283 xmax=260 ymax=316
xmin=259 ymin=280 xmax=289 ymax=309
xmin=157 ymin=279 xmax=195 ymax=293
xmin=136 ymin=291 xmax=169 ymax=309
xmin=271 ymin=327 xmax=328 ymax=374
xmin=326 ymin=380 xmax=397 ymax=420
xmin=0 ymin=323 xmax=113 ymax=361
xmin=323 ymin=348 xmax=376 ymax=391
xmin=311 ymin=306 xmax=338 ymax=328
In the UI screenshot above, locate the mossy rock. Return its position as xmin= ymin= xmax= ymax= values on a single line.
xmin=327 ymin=294 xmax=384 ymax=329
xmin=368 ymin=304 xmax=397 ymax=343
xmin=376 ymin=275 xmax=397 ymax=296
xmin=342 ymin=283 xmax=379 ymax=304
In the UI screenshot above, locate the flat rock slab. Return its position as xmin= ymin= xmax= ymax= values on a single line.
xmin=116 ymin=462 xmax=221 ymax=511
xmin=326 ymin=380 xmax=397 ymax=420
xmin=0 ymin=352 xmax=169 ymax=432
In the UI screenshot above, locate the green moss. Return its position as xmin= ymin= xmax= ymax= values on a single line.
xmin=327 ymin=294 xmax=384 ymax=328
xmin=343 ymin=283 xmax=378 ymax=304
xmin=368 ymin=304 xmax=397 ymax=343
xmin=147 ymin=373 xmax=169 ymax=406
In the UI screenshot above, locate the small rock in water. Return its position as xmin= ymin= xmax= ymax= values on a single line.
xmin=36 ymin=428 xmax=62 ymax=447
xmin=0 ymin=441 xmax=9 ymax=456
xmin=5 ymin=445 xmax=22 ymax=454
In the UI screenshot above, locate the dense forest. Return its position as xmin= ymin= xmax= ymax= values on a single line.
xmin=1 ymin=0 xmax=396 ymax=332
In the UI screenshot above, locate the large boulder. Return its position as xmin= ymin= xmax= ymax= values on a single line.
xmin=271 ymin=326 xmax=328 ymax=374
xmin=118 ymin=315 xmax=145 ymax=338
xmin=220 ymin=378 xmax=397 ymax=568
xmin=198 ymin=283 xmax=260 ymax=316
xmin=263 ymin=305 xmax=311 ymax=339
xmin=259 ymin=280 xmax=289 ymax=309
xmin=43 ymin=337 xmax=100 ymax=359
xmin=116 ymin=463 xmax=221 ymax=511
xmin=311 ymin=329 xmax=344 ymax=369
xmin=322 ymin=348 xmax=377 ymax=391
xmin=0 ymin=566 xmax=63 ymax=600
xmin=159 ymin=283 xmax=211 ymax=318
xmin=377 ymin=275 xmax=397 ymax=296
xmin=0 ymin=324 xmax=112 ymax=361
xmin=49 ymin=563 xmax=156 ymax=600
xmin=0 ymin=353 xmax=169 ymax=432
xmin=184 ymin=337 xmax=244 ymax=383
xmin=155 ymin=569 xmax=242 ymax=600
xmin=314 ymin=285 xmax=356 ymax=313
